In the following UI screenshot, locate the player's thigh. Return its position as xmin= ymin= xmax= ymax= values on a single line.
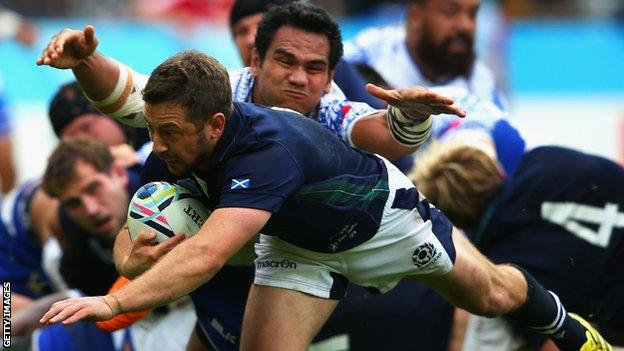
xmin=408 ymin=229 xmax=525 ymax=316
xmin=186 ymin=326 xmax=215 ymax=351
xmin=241 ymin=284 xmax=339 ymax=351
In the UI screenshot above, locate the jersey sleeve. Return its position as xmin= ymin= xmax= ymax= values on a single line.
xmin=316 ymin=100 xmax=378 ymax=146
xmin=216 ymin=144 xmax=303 ymax=213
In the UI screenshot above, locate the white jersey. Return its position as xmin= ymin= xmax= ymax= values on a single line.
xmin=344 ymin=24 xmax=503 ymax=106
xmin=108 ymin=67 xmax=378 ymax=147
xmin=417 ymin=86 xmax=525 ymax=175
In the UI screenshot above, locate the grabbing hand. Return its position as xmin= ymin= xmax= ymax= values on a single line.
xmin=39 ymin=296 xmax=115 ymax=326
xmin=36 ymin=25 xmax=98 ymax=69
xmin=366 ymin=83 xmax=466 ymax=120
xmin=121 ymin=231 xmax=185 ymax=279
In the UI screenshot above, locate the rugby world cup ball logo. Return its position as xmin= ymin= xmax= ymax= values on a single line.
xmin=127 ymin=181 xmax=210 ymax=244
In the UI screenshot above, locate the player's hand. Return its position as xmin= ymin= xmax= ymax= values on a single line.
xmin=36 ymin=25 xmax=98 ymax=69
xmin=121 ymin=231 xmax=185 ymax=279
xmin=110 ymin=144 xmax=140 ymax=168
xmin=366 ymin=83 xmax=466 ymax=120
xmin=39 ymin=296 xmax=114 ymax=325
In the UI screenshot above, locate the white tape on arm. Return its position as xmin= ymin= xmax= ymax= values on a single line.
xmin=386 ymin=105 xmax=432 ymax=147
xmin=86 ymin=59 xmax=148 ymax=127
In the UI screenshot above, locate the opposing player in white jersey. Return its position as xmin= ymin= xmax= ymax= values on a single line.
xmin=38 ymin=22 xmax=464 ymax=165
xmin=344 ymin=0 xmax=505 ymax=108
xmin=37 ymin=3 xmax=468 ymax=350
xmin=420 ymin=85 xmax=525 ymax=175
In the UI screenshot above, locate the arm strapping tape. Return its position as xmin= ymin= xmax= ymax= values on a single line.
xmin=86 ymin=59 xmax=148 ymax=128
xmin=386 ymin=105 xmax=432 ymax=147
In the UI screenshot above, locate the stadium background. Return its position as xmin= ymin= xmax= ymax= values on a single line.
xmin=1 ymin=0 xmax=623 ymax=184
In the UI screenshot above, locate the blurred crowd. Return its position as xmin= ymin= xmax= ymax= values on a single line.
xmin=2 ymin=0 xmax=624 ymax=18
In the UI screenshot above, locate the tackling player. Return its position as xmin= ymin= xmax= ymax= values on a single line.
xmin=413 ymin=142 xmax=624 ymax=350
xmin=40 ymin=50 xmax=613 ymax=351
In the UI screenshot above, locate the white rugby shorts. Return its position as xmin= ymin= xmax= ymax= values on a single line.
xmin=253 ymin=158 xmax=456 ymax=299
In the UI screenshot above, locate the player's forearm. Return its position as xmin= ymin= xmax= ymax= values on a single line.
xmin=111 ymin=237 xmax=224 ymax=313
xmin=72 ymin=52 xmax=119 ymax=101
xmin=351 ymin=112 xmax=419 ymax=160
xmin=113 ymin=224 xmax=132 ymax=276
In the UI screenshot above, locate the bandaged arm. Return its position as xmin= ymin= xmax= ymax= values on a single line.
xmin=72 ymin=52 xmax=149 ymax=127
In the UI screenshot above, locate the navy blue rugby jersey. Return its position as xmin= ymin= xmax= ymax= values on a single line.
xmin=471 ymin=146 xmax=624 ymax=324
xmin=0 ymin=180 xmax=53 ymax=298
xmin=143 ymin=102 xmax=392 ymax=253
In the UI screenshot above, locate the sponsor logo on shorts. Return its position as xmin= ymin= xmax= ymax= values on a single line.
xmin=256 ymin=259 xmax=297 ymax=270
xmin=412 ymin=242 xmax=442 ymax=269
xmin=210 ymin=317 xmax=237 ymax=345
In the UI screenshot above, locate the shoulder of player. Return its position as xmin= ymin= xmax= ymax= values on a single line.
xmin=530 ymin=147 xmax=624 ymax=180
xmin=343 ymin=24 xmax=405 ymax=62
xmin=349 ymin=24 xmax=404 ymax=47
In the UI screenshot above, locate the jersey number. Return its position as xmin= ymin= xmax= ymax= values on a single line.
xmin=541 ymin=202 xmax=623 ymax=248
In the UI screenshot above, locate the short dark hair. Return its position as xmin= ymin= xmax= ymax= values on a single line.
xmin=48 ymin=81 xmax=101 ymax=137
xmin=142 ymin=51 xmax=233 ymax=126
xmin=255 ymin=1 xmax=343 ymax=70
xmin=229 ymin=0 xmax=294 ymax=30
xmin=48 ymin=81 xmax=147 ymax=147
xmin=42 ymin=137 xmax=114 ymax=198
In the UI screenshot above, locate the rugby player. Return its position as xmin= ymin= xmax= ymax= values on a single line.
xmin=413 ymin=143 xmax=624 ymax=350
xmin=40 ymin=51 xmax=613 ymax=351
xmin=229 ymin=0 xmax=384 ymax=109
xmin=344 ymin=0 xmax=505 ymax=108
xmin=37 ymin=3 xmax=467 ymax=349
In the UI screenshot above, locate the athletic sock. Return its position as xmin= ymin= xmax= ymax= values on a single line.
xmin=508 ymin=265 xmax=612 ymax=351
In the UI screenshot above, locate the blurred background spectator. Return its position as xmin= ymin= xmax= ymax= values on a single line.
xmin=0 ymin=5 xmax=38 ymax=194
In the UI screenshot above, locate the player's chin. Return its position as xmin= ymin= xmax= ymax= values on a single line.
xmin=165 ymin=161 xmax=190 ymax=177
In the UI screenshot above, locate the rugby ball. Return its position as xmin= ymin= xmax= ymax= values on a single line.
xmin=127 ymin=181 xmax=209 ymax=243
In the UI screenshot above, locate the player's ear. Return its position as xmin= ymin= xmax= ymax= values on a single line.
xmin=205 ymin=113 xmax=226 ymax=139
xmin=250 ymin=48 xmax=262 ymax=77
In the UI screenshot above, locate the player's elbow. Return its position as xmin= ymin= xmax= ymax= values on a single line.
xmin=189 ymin=244 xmax=228 ymax=277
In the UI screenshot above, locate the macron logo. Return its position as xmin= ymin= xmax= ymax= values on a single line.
xmin=231 ymin=178 xmax=250 ymax=189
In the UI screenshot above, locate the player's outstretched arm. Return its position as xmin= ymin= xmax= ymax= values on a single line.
xmin=36 ymin=25 xmax=119 ymax=101
xmin=349 ymin=84 xmax=465 ymax=160
xmin=41 ymin=207 xmax=270 ymax=325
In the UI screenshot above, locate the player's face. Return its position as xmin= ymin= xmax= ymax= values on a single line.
xmin=145 ymin=102 xmax=220 ymax=177
xmin=61 ymin=114 xmax=127 ymax=146
xmin=409 ymin=0 xmax=479 ymax=77
xmin=251 ymin=25 xmax=333 ymax=116
xmin=59 ymin=160 xmax=129 ymax=241
xmin=232 ymin=13 xmax=263 ymax=67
